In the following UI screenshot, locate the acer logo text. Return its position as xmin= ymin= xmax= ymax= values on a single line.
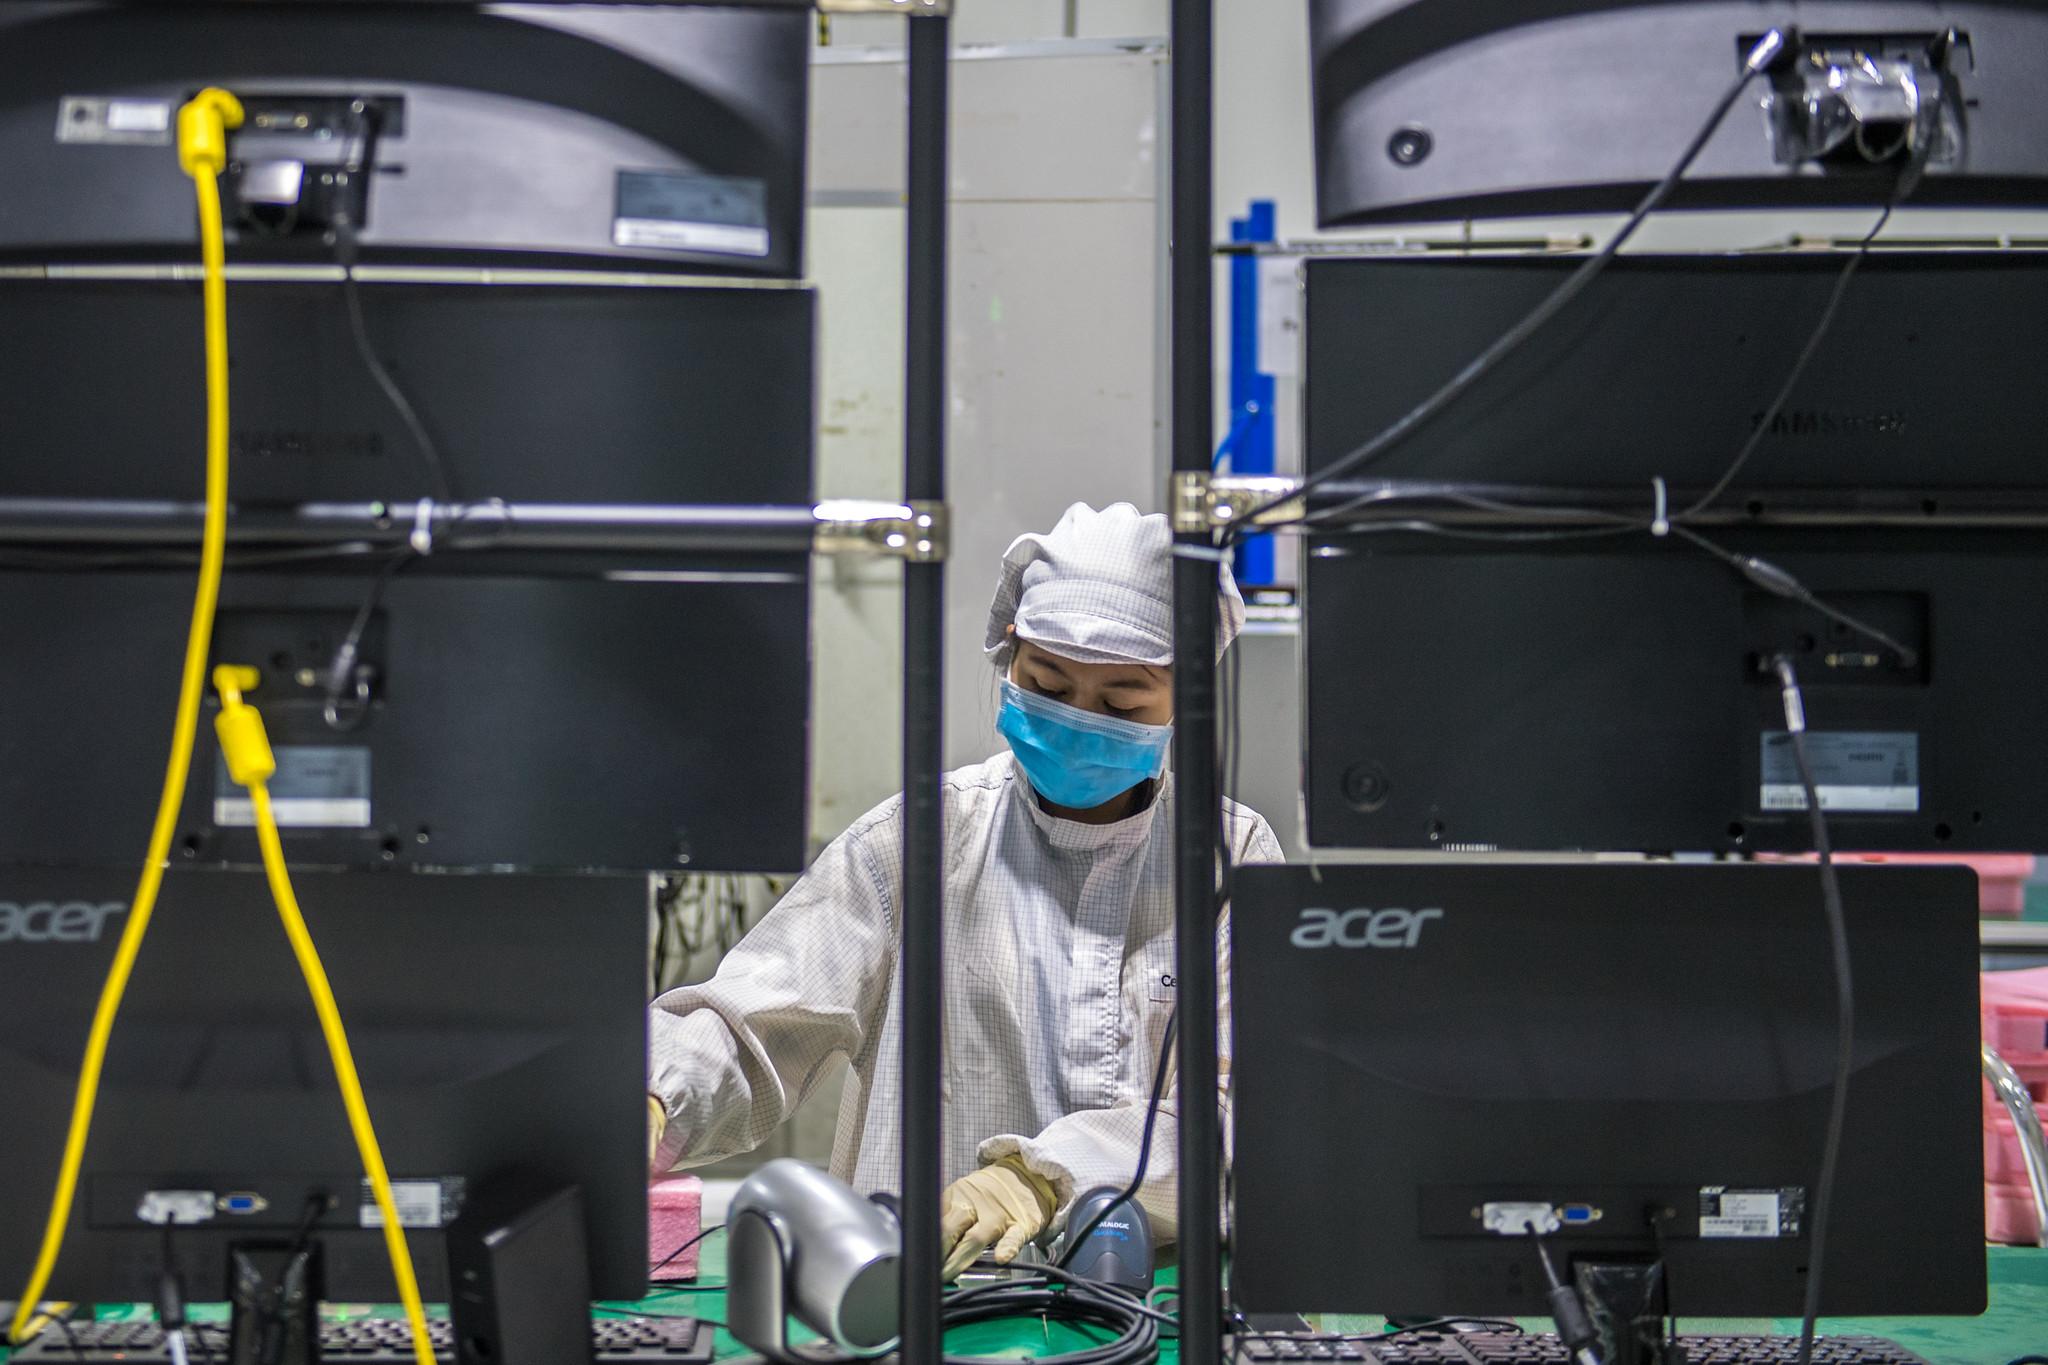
xmin=0 ymin=901 xmax=128 ymax=943
xmin=1290 ymin=907 xmax=1441 ymax=949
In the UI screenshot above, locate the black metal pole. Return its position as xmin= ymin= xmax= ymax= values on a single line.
xmin=899 ymin=13 xmax=949 ymax=1365
xmin=1170 ymin=0 xmax=1222 ymax=1362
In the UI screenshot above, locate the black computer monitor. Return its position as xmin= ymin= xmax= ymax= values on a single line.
xmin=1301 ymin=253 xmax=2048 ymax=854
xmin=0 ymin=2 xmax=810 ymax=276
xmin=0 ymin=564 xmax=811 ymax=873
xmin=0 ymin=867 xmax=648 ymax=1302
xmin=0 ymin=220 xmax=817 ymax=876
xmin=1307 ymin=0 xmax=2048 ymax=228
xmin=0 ymin=278 xmax=817 ymax=507
xmin=1229 ymin=862 xmax=1986 ymax=1318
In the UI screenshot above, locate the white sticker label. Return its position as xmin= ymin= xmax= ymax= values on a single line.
xmin=107 ymin=100 xmax=172 ymax=132
xmin=1760 ymin=731 xmax=1919 ymax=813
xmin=613 ymin=218 xmax=770 ymax=257
xmin=57 ymin=96 xmax=176 ymax=145
xmin=214 ymin=797 xmax=373 ymax=829
xmin=1258 ymin=255 xmax=1304 ymax=379
xmin=1700 ymin=1191 xmax=1780 ymax=1238
xmin=215 ymin=747 xmax=371 ymax=828
xmin=1759 ymin=784 xmax=1921 ymax=813
xmin=1699 ymin=1185 xmax=1803 ymax=1239
xmin=360 ymin=1180 xmax=451 ymax=1229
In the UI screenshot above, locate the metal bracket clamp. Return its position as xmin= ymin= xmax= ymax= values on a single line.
xmin=1173 ymin=471 xmax=1306 ymax=535
xmin=817 ymin=0 xmax=951 ymax=14
xmin=813 ymin=499 xmax=948 ymax=561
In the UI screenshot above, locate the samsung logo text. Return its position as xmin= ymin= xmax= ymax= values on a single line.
xmin=1290 ymin=907 xmax=1441 ymax=950
xmin=0 ymin=901 xmax=128 ymax=943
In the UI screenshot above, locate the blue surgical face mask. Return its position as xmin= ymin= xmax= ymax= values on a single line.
xmin=996 ymin=677 xmax=1173 ymax=811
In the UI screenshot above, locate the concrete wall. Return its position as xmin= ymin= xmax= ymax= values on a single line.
xmin=804 ymin=37 xmax=1172 ymax=850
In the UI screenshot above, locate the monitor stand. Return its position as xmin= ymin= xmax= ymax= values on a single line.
xmin=226 ymin=1241 xmax=321 ymax=1365
xmin=1574 ymin=1262 xmax=1675 ymax=1365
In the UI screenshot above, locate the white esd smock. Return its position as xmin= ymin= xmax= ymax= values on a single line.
xmin=648 ymin=750 xmax=1282 ymax=1239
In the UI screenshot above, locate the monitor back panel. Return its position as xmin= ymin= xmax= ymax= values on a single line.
xmin=1230 ymin=862 xmax=1985 ymax=1318
xmin=0 ymin=868 xmax=648 ymax=1302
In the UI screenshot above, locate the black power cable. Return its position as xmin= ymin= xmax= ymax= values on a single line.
xmin=1526 ymin=1224 xmax=1602 ymax=1365
xmin=1227 ymin=27 xmax=1793 ymax=541
xmin=650 ymin=1223 xmax=726 ymax=1283
xmin=942 ymin=1269 xmax=1161 ymax=1365
xmin=1056 ymin=546 xmax=1238 ymax=1274
xmin=1648 ymin=1206 xmax=1681 ymax=1351
xmin=1306 ymin=492 xmax=1918 ymax=669
xmin=52 ymin=1312 xmax=90 ymax=1365
xmin=1769 ymin=656 xmax=1855 ymax=1365
xmin=1679 ymin=77 xmax=1944 ymax=521
xmin=1056 ymin=1008 xmax=1178 ymax=1269
xmin=320 ymin=549 xmax=411 ymax=732
xmin=1669 ymin=525 xmax=1918 ymax=668
xmin=330 ymin=103 xmax=454 ymax=505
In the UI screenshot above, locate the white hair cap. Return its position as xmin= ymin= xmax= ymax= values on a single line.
xmin=983 ymin=501 xmax=1246 ymax=667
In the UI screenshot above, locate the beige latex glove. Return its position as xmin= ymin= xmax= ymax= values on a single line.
xmin=939 ymin=1155 xmax=1057 ymax=1281
xmin=647 ymin=1093 xmax=669 ymax=1173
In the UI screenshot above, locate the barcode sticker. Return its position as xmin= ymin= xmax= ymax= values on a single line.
xmin=1760 ymin=732 xmax=1919 ymax=813
xmin=360 ymin=1178 xmax=465 ymax=1229
xmin=1699 ymin=1186 xmax=1804 ymax=1239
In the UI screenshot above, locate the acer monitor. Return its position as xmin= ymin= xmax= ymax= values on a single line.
xmin=1228 ymin=860 xmax=1986 ymax=1318
xmin=0 ymin=867 xmax=650 ymax=1302
xmin=1301 ymin=252 xmax=2048 ymax=854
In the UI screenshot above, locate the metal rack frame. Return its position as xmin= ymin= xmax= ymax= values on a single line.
xmin=1167 ymin=3 xmax=1225 ymax=1364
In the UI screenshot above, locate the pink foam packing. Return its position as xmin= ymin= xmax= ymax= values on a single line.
xmin=1986 ymin=1180 xmax=2043 ymax=1246
xmin=1763 ymin=852 xmax=2037 ymax=916
xmin=1985 ymin=1111 xmax=2048 ymax=1185
xmin=648 ymin=1174 xmax=705 ymax=1281
xmin=1983 ymin=965 xmax=2048 ymax=1067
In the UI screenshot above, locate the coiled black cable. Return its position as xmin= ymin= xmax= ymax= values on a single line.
xmin=944 ymin=1265 xmax=1164 ymax=1365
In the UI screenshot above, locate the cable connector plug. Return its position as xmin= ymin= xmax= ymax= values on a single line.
xmin=176 ymin=88 xmax=244 ymax=180
xmin=1770 ymin=654 xmax=1807 ymax=735
xmin=1742 ymin=28 xmax=1792 ymax=75
xmin=212 ymin=666 xmax=276 ymax=788
xmin=1528 ymin=1224 xmax=1603 ymax=1365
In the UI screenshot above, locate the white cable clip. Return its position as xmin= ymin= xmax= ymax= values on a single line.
xmin=409 ymin=497 xmax=436 ymax=556
xmin=1650 ymin=477 xmax=1670 ymax=538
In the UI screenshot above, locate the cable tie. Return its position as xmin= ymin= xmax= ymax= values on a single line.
xmin=409 ymin=498 xmax=436 ymax=556
xmin=1650 ymin=477 xmax=1670 ymax=537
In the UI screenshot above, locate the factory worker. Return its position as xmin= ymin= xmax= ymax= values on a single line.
xmin=647 ymin=501 xmax=1280 ymax=1279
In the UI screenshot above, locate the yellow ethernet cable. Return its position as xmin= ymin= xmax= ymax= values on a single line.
xmin=213 ymin=667 xmax=437 ymax=1365
xmin=8 ymin=88 xmax=244 ymax=1348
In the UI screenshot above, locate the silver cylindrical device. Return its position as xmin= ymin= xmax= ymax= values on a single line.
xmin=729 ymin=1158 xmax=901 ymax=1356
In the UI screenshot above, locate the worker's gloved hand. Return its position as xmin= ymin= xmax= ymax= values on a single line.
xmin=939 ymin=1155 xmax=1057 ymax=1281
xmin=647 ymin=1093 xmax=669 ymax=1174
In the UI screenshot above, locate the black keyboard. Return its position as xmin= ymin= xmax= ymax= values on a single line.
xmin=1229 ymin=1330 xmax=1928 ymax=1365
xmin=8 ymin=1313 xmax=714 ymax=1363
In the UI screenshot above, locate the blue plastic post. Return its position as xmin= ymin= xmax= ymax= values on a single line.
xmin=1227 ymin=200 xmax=1276 ymax=586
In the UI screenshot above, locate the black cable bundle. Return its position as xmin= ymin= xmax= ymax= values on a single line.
xmin=943 ymin=1262 xmax=1169 ymax=1365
